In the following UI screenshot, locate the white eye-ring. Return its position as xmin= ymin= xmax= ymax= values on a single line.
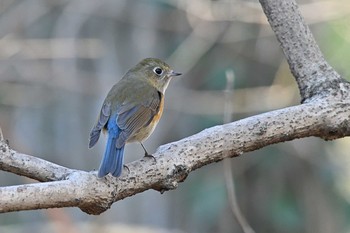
xmin=153 ymin=67 xmax=163 ymax=75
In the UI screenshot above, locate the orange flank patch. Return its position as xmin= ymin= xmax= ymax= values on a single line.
xmin=152 ymin=95 xmax=164 ymax=124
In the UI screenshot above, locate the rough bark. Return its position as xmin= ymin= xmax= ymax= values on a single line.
xmin=1 ymin=100 xmax=350 ymax=214
xmin=1 ymin=0 xmax=350 ymax=214
xmin=259 ymin=0 xmax=346 ymax=102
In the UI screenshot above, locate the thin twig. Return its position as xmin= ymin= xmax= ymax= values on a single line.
xmin=223 ymin=70 xmax=255 ymax=233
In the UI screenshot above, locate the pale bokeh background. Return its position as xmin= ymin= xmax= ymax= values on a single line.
xmin=1 ymin=1 xmax=350 ymax=233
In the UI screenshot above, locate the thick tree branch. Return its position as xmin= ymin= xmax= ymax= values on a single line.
xmin=1 ymin=0 xmax=350 ymax=214
xmin=1 ymin=100 xmax=350 ymax=214
xmin=259 ymin=0 xmax=346 ymax=102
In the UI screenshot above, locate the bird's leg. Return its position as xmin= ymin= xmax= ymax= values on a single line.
xmin=140 ymin=142 xmax=156 ymax=162
xmin=140 ymin=142 xmax=150 ymax=156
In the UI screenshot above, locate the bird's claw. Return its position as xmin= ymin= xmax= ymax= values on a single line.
xmin=123 ymin=164 xmax=130 ymax=174
xmin=144 ymin=153 xmax=156 ymax=162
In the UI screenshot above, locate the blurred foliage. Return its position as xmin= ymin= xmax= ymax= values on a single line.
xmin=321 ymin=18 xmax=350 ymax=81
xmin=1 ymin=0 xmax=350 ymax=233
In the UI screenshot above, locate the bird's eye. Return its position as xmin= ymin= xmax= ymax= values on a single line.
xmin=153 ymin=67 xmax=163 ymax=75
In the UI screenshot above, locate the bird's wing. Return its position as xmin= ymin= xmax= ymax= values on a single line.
xmin=88 ymin=102 xmax=111 ymax=148
xmin=115 ymin=90 xmax=161 ymax=148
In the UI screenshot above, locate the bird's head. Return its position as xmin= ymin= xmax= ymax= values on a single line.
xmin=129 ymin=58 xmax=181 ymax=93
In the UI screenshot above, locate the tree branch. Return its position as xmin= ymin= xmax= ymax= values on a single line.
xmin=1 ymin=100 xmax=350 ymax=214
xmin=259 ymin=0 xmax=346 ymax=102
xmin=1 ymin=0 xmax=350 ymax=215
xmin=0 ymin=145 xmax=73 ymax=182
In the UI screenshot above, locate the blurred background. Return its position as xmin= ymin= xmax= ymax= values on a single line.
xmin=1 ymin=0 xmax=350 ymax=232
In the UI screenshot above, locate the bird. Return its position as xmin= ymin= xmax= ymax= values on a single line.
xmin=89 ymin=58 xmax=181 ymax=178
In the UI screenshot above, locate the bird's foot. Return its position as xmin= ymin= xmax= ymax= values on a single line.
xmin=144 ymin=153 xmax=157 ymax=162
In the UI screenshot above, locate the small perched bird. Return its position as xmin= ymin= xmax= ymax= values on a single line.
xmin=89 ymin=58 xmax=181 ymax=178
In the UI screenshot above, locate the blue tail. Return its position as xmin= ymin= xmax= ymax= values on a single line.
xmin=98 ymin=133 xmax=125 ymax=178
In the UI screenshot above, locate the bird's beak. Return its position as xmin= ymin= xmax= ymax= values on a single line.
xmin=169 ymin=70 xmax=182 ymax=77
